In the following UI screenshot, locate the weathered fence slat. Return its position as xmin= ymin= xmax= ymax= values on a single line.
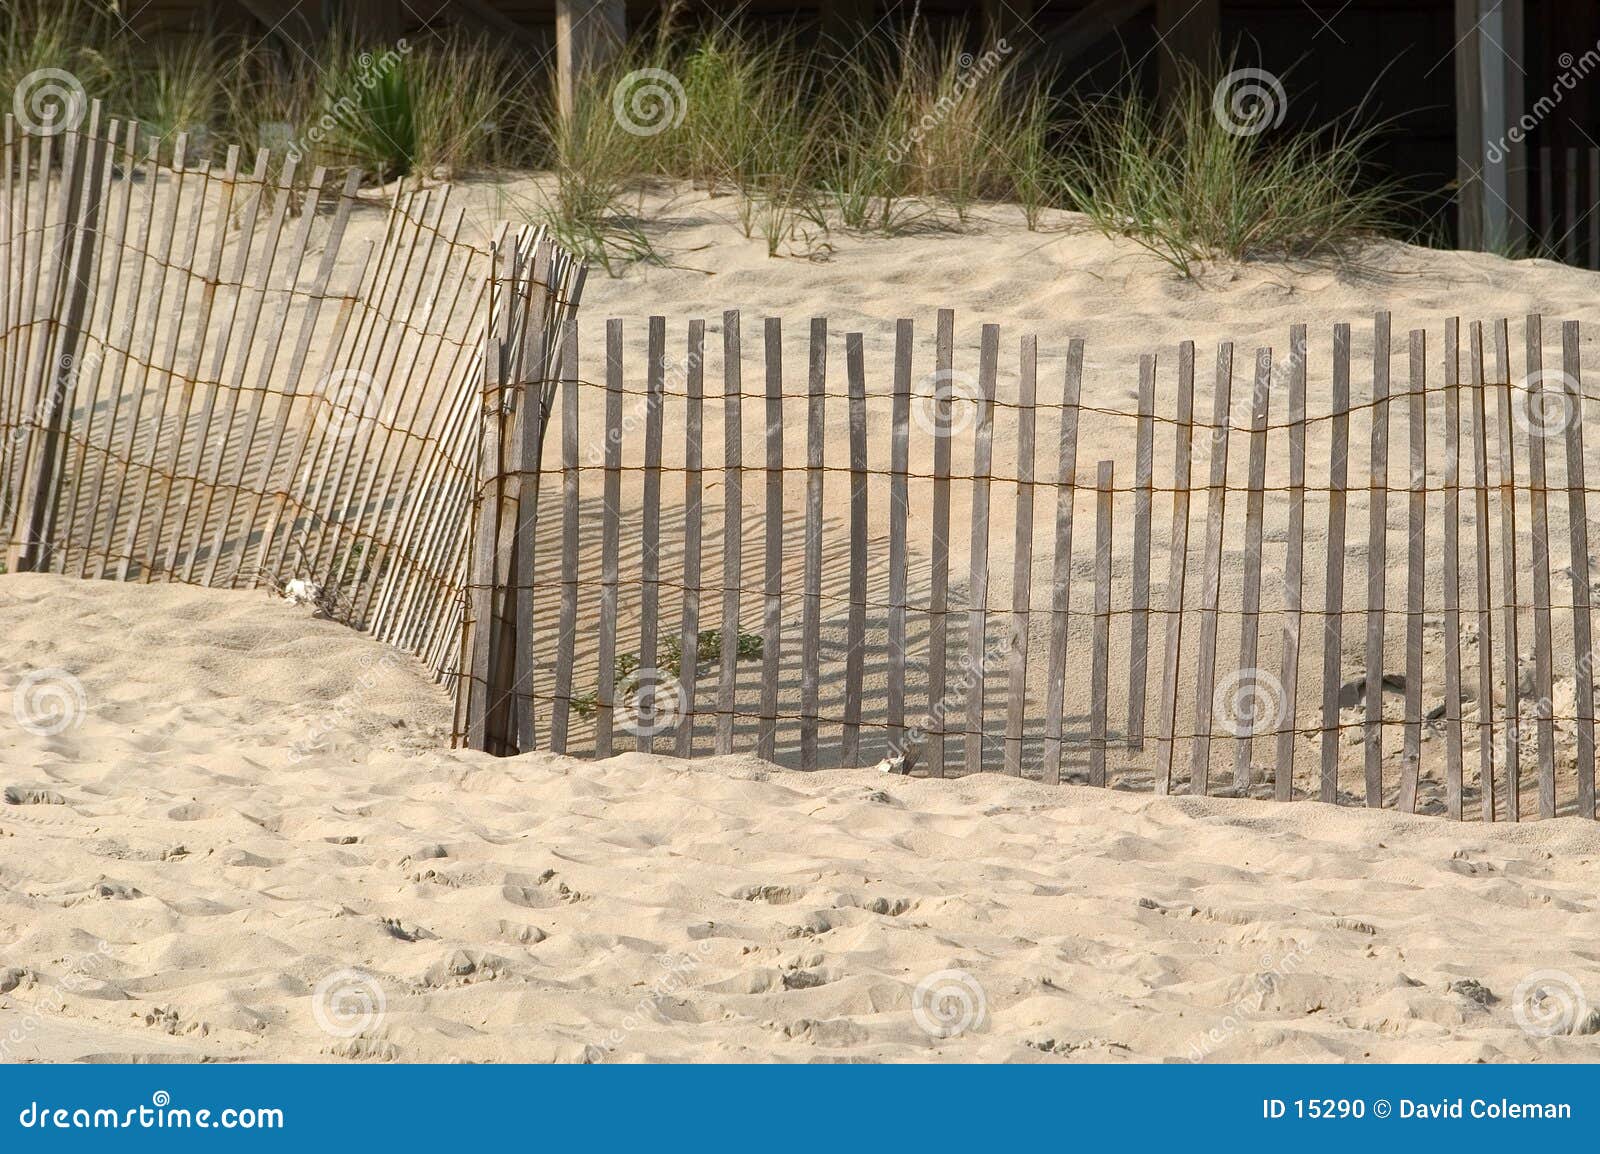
xmin=1189 ymin=342 xmax=1233 ymax=795
xmin=1004 ymin=336 xmax=1037 ymax=778
xmin=887 ymin=319 xmax=913 ymax=750
xmin=965 ymin=323 xmax=999 ymax=776
xmin=716 ymin=310 xmax=742 ymax=755
xmin=1493 ymin=319 xmax=1523 ymax=817
xmin=927 ymin=308 xmax=955 ymax=778
xmin=1399 ymin=329 xmax=1427 ymax=813
xmin=758 ymin=317 xmax=784 ymax=763
xmin=1442 ymin=319 xmax=1466 ymax=819
xmin=551 ymin=319 xmax=580 ymax=754
xmin=1523 ymin=315 xmax=1557 ymax=817
xmin=799 ymin=317 xmax=826 ymax=770
xmin=1469 ymin=322 xmax=1499 ymax=820
xmin=1090 ymin=460 xmax=1114 ymax=787
xmin=1364 ymin=312 xmax=1391 ymax=807
xmin=675 ymin=320 xmax=706 ymax=759
xmin=594 ymin=319 xmax=624 ymax=759
xmin=1563 ymin=320 xmax=1596 ymax=818
xmin=1155 ymin=341 xmax=1195 ymax=794
xmin=842 ymin=332 xmax=869 ymax=766
xmin=1128 ymin=354 xmax=1156 ymax=748
xmin=634 ymin=316 xmax=667 ymax=752
xmin=1275 ymin=325 xmax=1308 ymax=802
xmin=1228 ymin=347 xmax=1271 ymax=790
xmin=1319 ymin=324 xmax=1352 ymax=804
xmin=1043 ymin=339 xmax=1085 ymax=785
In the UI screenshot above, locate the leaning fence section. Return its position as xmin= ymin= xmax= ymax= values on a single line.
xmin=0 ymin=105 xmax=582 ymax=693
xmin=473 ymin=304 xmax=1600 ymax=823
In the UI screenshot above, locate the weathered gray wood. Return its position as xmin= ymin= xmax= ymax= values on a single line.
xmin=1469 ymin=322 xmax=1499 ymax=821
xmin=550 ymin=319 xmax=580 ymax=754
xmin=1189 ymin=342 xmax=1233 ymax=795
xmin=1004 ymin=335 xmax=1037 ymax=777
xmin=759 ymin=317 xmax=784 ymax=762
xmin=1442 ymin=319 xmax=1466 ymax=818
xmin=675 ymin=320 xmax=706 ymax=759
xmin=1319 ymin=324 xmax=1352 ymax=804
xmin=1128 ymin=354 xmax=1156 ymax=748
xmin=799 ymin=317 xmax=826 ymax=770
xmin=842 ymin=331 xmax=868 ymax=765
xmin=1399 ymin=329 xmax=1427 ymax=813
xmin=1363 ymin=311 xmax=1391 ymax=807
xmin=635 ymin=315 xmax=667 ymax=752
xmin=1275 ymin=325 xmax=1308 ymax=802
xmin=887 ymin=319 xmax=913 ymax=748
xmin=1090 ymin=459 xmax=1114 ymax=787
xmin=1043 ymin=338 xmax=1085 ymax=785
xmin=1155 ymin=341 xmax=1195 ymax=794
xmin=1493 ymin=319 xmax=1523 ymax=817
xmin=1591 ymin=150 xmax=1600 ymax=269
xmin=467 ymin=333 xmax=507 ymax=751
xmin=1523 ymin=315 xmax=1557 ymax=817
xmin=510 ymin=287 xmax=550 ymax=752
xmin=964 ymin=323 xmax=999 ymax=775
xmin=927 ymin=308 xmax=955 ymax=777
xmin=1231 ymin=346 xmax=1272 ymax=790
xmin=716 ymin=310 xmax=742 ymax=755
xmin=594 ymin=319 xmax=625 ymax=759
xmin=1562 ymin=320 xmax=1596 ymax=818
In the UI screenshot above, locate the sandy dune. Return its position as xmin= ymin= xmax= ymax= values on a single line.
xmin=2 ymin=573 xmax=1598 ymax=1062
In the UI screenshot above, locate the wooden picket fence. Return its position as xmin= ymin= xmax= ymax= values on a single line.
xmin=1 ymin=105 xmax=582 ymax=686
xmin=461 ymin=305 xmax=1600 ymax=823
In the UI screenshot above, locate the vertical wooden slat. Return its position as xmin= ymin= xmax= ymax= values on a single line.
xmin=1042 ymin=339 xmax=1085 ymax=785
xmin=675 ymin=320 xmax=706 ymax=759
xmin=550 ymin=319 xmax=580 ymax=754
xmin=964 ymin=323 xmax=999 ymax=775
xmin=758 ymin=317 xmax=784 ymax=763
xmin=1565 ymin=146 xmax=1579 ymax=265
xmin=509 ymin=259 xmax=549 ymax=752
xmin=1523 ymin=315 xmax=1557 ymax=818
xmin=715 ymin=310 xmax=742 ymax=755
xmin=1589 ymin=149 xmax=1599 ymax=270
xmin=927 ymin=308 xmax=955 ymax=778
xmin=1399 ymin=329 xmax=1427 ymax=813
xmin=466 ymin=332 xmax=507 ymax=751
xmin=1189 ymin=342 xmax=1233 ymax=795
xmin=594 ymin=319 xmax=624 ymax=759
xmin=1231 ymin=347 xmax=1272 ymax=790
xmin=1562 ymin=320 xmax=1596 ymax=818
xmin=1128 ymin=354 xmax=1156 ymax=747
xmin=1363 ymin=312 xmax=1391 ymax=807
xmin=1275 ymin=325 xmax=1309 ymax=802
xmin=799 ymin=317 xmax=826 ymax=770
xmin=1539 ymin=146 xmax=1553 ymax=254
xmin=886 ymin=319 xmax=913 ymax=750
xmin=1089 ymin=460 xmax=1114 ymax=787
xmin=1004 ymin=336 xmax=1037 ymax=777
xmin=1442 ymin=319 xmax=1466 ymax=818
xmin=1492 ymin=319 xmax=1525 ymax=817
xmin=842 ymin=332 xmax=868 ymax=765
xmin=1155 ymin=341 xmax=1195 ymax=794
xmin=635 ymin=315 xmax=666 ymax=752
xmin=1319 ymin=324 xmax=1352 ymax=804
xmin=1469 ymin=322 xmax=1499 ymax=820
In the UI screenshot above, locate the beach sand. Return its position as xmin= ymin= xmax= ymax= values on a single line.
xmin=3 ymin=572 xmax=1598 ymax=1062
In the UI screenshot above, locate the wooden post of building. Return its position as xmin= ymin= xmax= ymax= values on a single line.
xmin=557 ymin=0 xmax=627 ymax=122
xmin=1455 ymin=0 xmax=1486 ymax=250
